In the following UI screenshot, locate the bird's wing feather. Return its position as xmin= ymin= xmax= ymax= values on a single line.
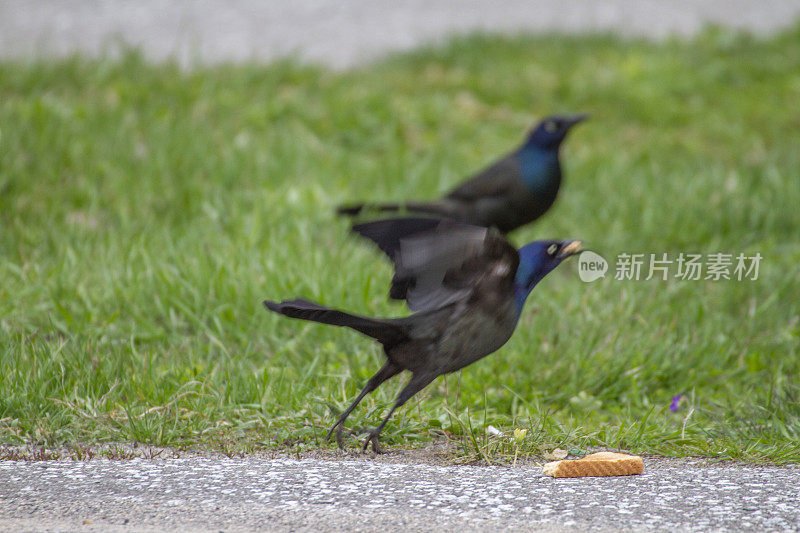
xmin=352 ymin=217 xmax=443 ymax=260
xmin=353 ymin=218 xmax=519 ymax=312
xmin=445 ymin=155 xmax=521 ymax=201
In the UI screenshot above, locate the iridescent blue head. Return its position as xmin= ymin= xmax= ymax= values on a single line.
xmin=525 ymin=114 xmax=589 ymax=151
xmin=513 ymin=239 xmax=582 ymax=311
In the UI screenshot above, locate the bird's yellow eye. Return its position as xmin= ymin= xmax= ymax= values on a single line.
xmin=544 ymin=121 xmax=558 ymax=133
xmin=547 ymin=244 xmax=558 ymax=256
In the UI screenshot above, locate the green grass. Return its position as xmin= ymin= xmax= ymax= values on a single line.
xmin=1 ymin=25 xmax=799 ymax=463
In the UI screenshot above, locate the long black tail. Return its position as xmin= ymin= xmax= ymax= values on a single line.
xmin=336 ymin=201 xmax=455 ymax=219
xmin=264 ymin=299 xmax=406 ymax=346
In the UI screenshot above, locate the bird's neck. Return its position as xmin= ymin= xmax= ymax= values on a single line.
xmin=513 ymin=263 xmax=549 ymax=313
xmin=512 ymin=270 xmax=543 ymax=314
xmin=517 ymin=145 xmax=561 ymax=193
xmin=512 ymin=284 xmax=530 ymax=314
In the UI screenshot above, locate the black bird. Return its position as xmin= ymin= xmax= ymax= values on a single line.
xmin=337 ymin=114 xmax=588 ymax=233
xmin=264 ymin=218 xmax=582 ymax=452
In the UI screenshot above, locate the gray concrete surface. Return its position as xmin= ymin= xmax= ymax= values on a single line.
xmin=1 ymin=455 xmax=799 ymax=532
xmin=2 ymin=1 xmax=800 ymax=67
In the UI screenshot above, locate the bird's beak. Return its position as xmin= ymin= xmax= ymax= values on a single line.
xmin=565 ymin=113 xmax=590 ymax=128
xmin=558 ymin=240 xmax=583 ymax=259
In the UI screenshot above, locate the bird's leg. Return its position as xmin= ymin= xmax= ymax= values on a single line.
xmin=327 ymin=362 xmax=400 ymax=449
xmin=363 ymin=372 xmax=436 ymax=454
xmin=362 ymin=405 xmax=398 ymax=454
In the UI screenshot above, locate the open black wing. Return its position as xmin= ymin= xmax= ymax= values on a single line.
xmin=353 ymin=218 xmax=519 ymax=312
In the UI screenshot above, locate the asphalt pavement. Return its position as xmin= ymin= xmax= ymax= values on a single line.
xmin=1 ymin=454 xmax=799 ymax=532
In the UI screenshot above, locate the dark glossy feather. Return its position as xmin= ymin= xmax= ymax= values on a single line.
xmin=264 ymin=299 xmax=407 ymax=347
xmin=445 ymin=155 xmax=521 ymax=201
xmin=353 ymin=218 xmax=519 ymax=312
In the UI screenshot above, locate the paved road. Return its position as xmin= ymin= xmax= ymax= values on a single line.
xmin=2 ymin=1 xmax=800 ymax=67
xmin=1 ymin=455 xmax=799 ymax=531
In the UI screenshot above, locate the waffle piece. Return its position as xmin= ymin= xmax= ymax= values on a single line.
xmin=542 ymin=451 xmax=644 ymax=478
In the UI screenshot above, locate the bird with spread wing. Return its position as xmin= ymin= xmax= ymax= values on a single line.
xmin=264 ymin=218 xmax=582 ymax=452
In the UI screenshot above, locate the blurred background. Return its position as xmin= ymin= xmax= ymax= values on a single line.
xmin=3 ymin=0 xmax=800 ymax=67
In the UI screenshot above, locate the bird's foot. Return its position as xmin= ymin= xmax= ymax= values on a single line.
xmin=326 ymin=423 xmax=346 ymax=450
xmin=335 ymin=425 xmax=345 ymax=450
xmin=362 ymin=430 xmax=386 ymax=454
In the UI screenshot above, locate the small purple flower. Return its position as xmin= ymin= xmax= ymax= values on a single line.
xmin=670 ymin=394 xmax=683 ymax=413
